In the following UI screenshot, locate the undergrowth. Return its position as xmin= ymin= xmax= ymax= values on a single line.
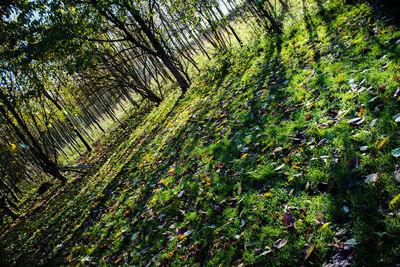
xmin=1 ymin=0 xmax=400 ymax=265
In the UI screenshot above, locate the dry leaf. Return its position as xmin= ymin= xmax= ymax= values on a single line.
xmin=348 ymin=117 xmax=365 ymax=126
xmin=305 ymin=243 xmax=315 ymax=261
xmin=274 ymin=164 xmax=285 ymax=171
xmin=377 ymin=136 xmax=390 ymax=150
xmin=274 ymin=239 xmax=288 ymax=249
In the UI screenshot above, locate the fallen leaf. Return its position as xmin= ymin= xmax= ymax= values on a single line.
xmin=345 ymin=239 xmax=357 ymax=247
xmin=348 ymin=117 xmax=365 ymax=126
xmin=389 ymin=193 xmax=400 ymax=210
xmin=234 ymin=232 xmax=244 ymax=240
xmin=368 ymin=96 xmax=377 ymax=103
xmin=335 ymin=228 xmax=347 ymax=237
xmin=304 ymin=243 xmax=315 ymax=261
xmin=321 ymin=222 xmax=331 ymax=230
xmin=369 ymin=119 xmax=377 ymax=129
xmin=114 ymin=257 xmax=123 ymax=264
xmin=274 ymin=164 xmax=285 ymax=171
xmin=241 ymin=153 xmax=249 ymax=159
xmin=393 ymin=114 xmax=400 ymax=122
xmin=274 ymin=239 xmax=288 ymax=249
xmin=357 ymin=106 xmax=365 ymax=117
xmin=392 ymin=148 xmax=400 ymax=157
xmin=365 ymin=173 xmax=379 ymax=184
xmin=282 ymin=211 xmax=295 ymax=227
xmin=394 ymin=87 xmax=400 ymax=98
xmin=81 ymin=255 xmax=92 ymax=263
xmin=264 ymin=192 xmax=274 ymax=198
xmin=394 ymin=168 xmax=400 ymax=182
xmin=259 ymin=249 xmax=273 ymax=256
xmin=377 ymin=136 xmax=390 ymax=150
xmin=131 ymin=232 xmax=140 ymax=240
xmin=9 ymin=143 xmax=16 ymax=151
xmin=262 ymin=141 xmax=274 ymax=152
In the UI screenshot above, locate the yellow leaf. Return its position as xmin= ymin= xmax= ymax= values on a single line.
xmin=389 ymin=193 xmax=400 ymax=210
xmin=9 ymin=143 xmax=16 ymax=151
xmin=377 ymin=136 xmax=390 ymax=150
xmin=305 ymin=243 xmax=315 ymax=261
xmin=264 ymin=192 xmax=274 ymax=198
xmin=262 ymin=141 xmax=273 ymax=152
xmin=357 ymin=107 xmax=365 ymax=117
xmin=241 ymin=154 xmax=249 ymax=159
xmin=292 ymin=162 xmax=301 ymax=169
xmin=321 ymin=222 xmax=331 ymax=230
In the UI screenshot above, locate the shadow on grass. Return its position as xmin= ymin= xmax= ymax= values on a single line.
xmin=3 ymin=2 xmax=400 ymax=265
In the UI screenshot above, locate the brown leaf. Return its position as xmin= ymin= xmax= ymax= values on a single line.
xmin=281 ymin=212 xmax=295 ymax=227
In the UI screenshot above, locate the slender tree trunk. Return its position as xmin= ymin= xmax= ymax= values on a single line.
xmin=95 ymin=4 xmax=190 ymax=94
xmin=248 ymin=0 xmax=283 ymax=34
xmin=215 ymin=6 xmax=243 ymax=47
xmin=0 ymin=94 xmax=67 ymax=184
xmin=158 ymin=54 xmax=189 ymax=94
xmin=43 ymin=91 xmax=92 ymax=152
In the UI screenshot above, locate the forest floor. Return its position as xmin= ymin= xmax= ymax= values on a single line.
xmin=2 ymin=0 xmax=400 ymax=265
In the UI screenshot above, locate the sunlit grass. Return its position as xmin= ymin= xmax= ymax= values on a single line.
xmin=2 ymin=0 xmax=400 ymax=265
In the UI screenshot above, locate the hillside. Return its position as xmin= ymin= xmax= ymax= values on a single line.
xmin=2 ymin=0 xmax=400 ymax=265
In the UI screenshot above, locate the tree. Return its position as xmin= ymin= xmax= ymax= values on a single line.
xmin=0 ymin=86 xmax=67 ymax=184
xmin=57 ymin=0 xmax=191 ymax=94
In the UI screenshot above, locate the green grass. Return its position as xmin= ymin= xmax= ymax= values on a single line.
xmin=2 ymin=0 xmax=400 ymax=265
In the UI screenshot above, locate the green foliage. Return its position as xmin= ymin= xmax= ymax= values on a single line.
xmin=2 ymin=0 xmax=400 ymax=265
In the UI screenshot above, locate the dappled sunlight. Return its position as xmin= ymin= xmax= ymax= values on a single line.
xmin=1 ymin=0 xmax=400 ymax=265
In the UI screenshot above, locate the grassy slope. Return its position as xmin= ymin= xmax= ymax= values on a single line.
xmin=2 ymin=0 xmax=400 ymax=265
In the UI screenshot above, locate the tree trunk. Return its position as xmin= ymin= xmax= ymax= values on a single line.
xmin=124 ymin=8 xmax=190 ymax=94
xmin=94 ymin=4 xmax=190 ymax=94
xmin=215 ymin=6 xmax=243 ymax=47
xmin=0 ymin=94 xmax=67 ymax=184
xmin=43 ymin=91 xmax=92 ymax=152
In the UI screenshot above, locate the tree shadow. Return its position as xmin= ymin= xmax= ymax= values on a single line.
xmin=3 ymin=2 xmax=400 ymax=265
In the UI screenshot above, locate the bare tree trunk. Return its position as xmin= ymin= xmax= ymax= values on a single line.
xmin=0 ymin=93 xmax=67 ymax=184
xmin=43 ymin=91 xmax=92 ymax=152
